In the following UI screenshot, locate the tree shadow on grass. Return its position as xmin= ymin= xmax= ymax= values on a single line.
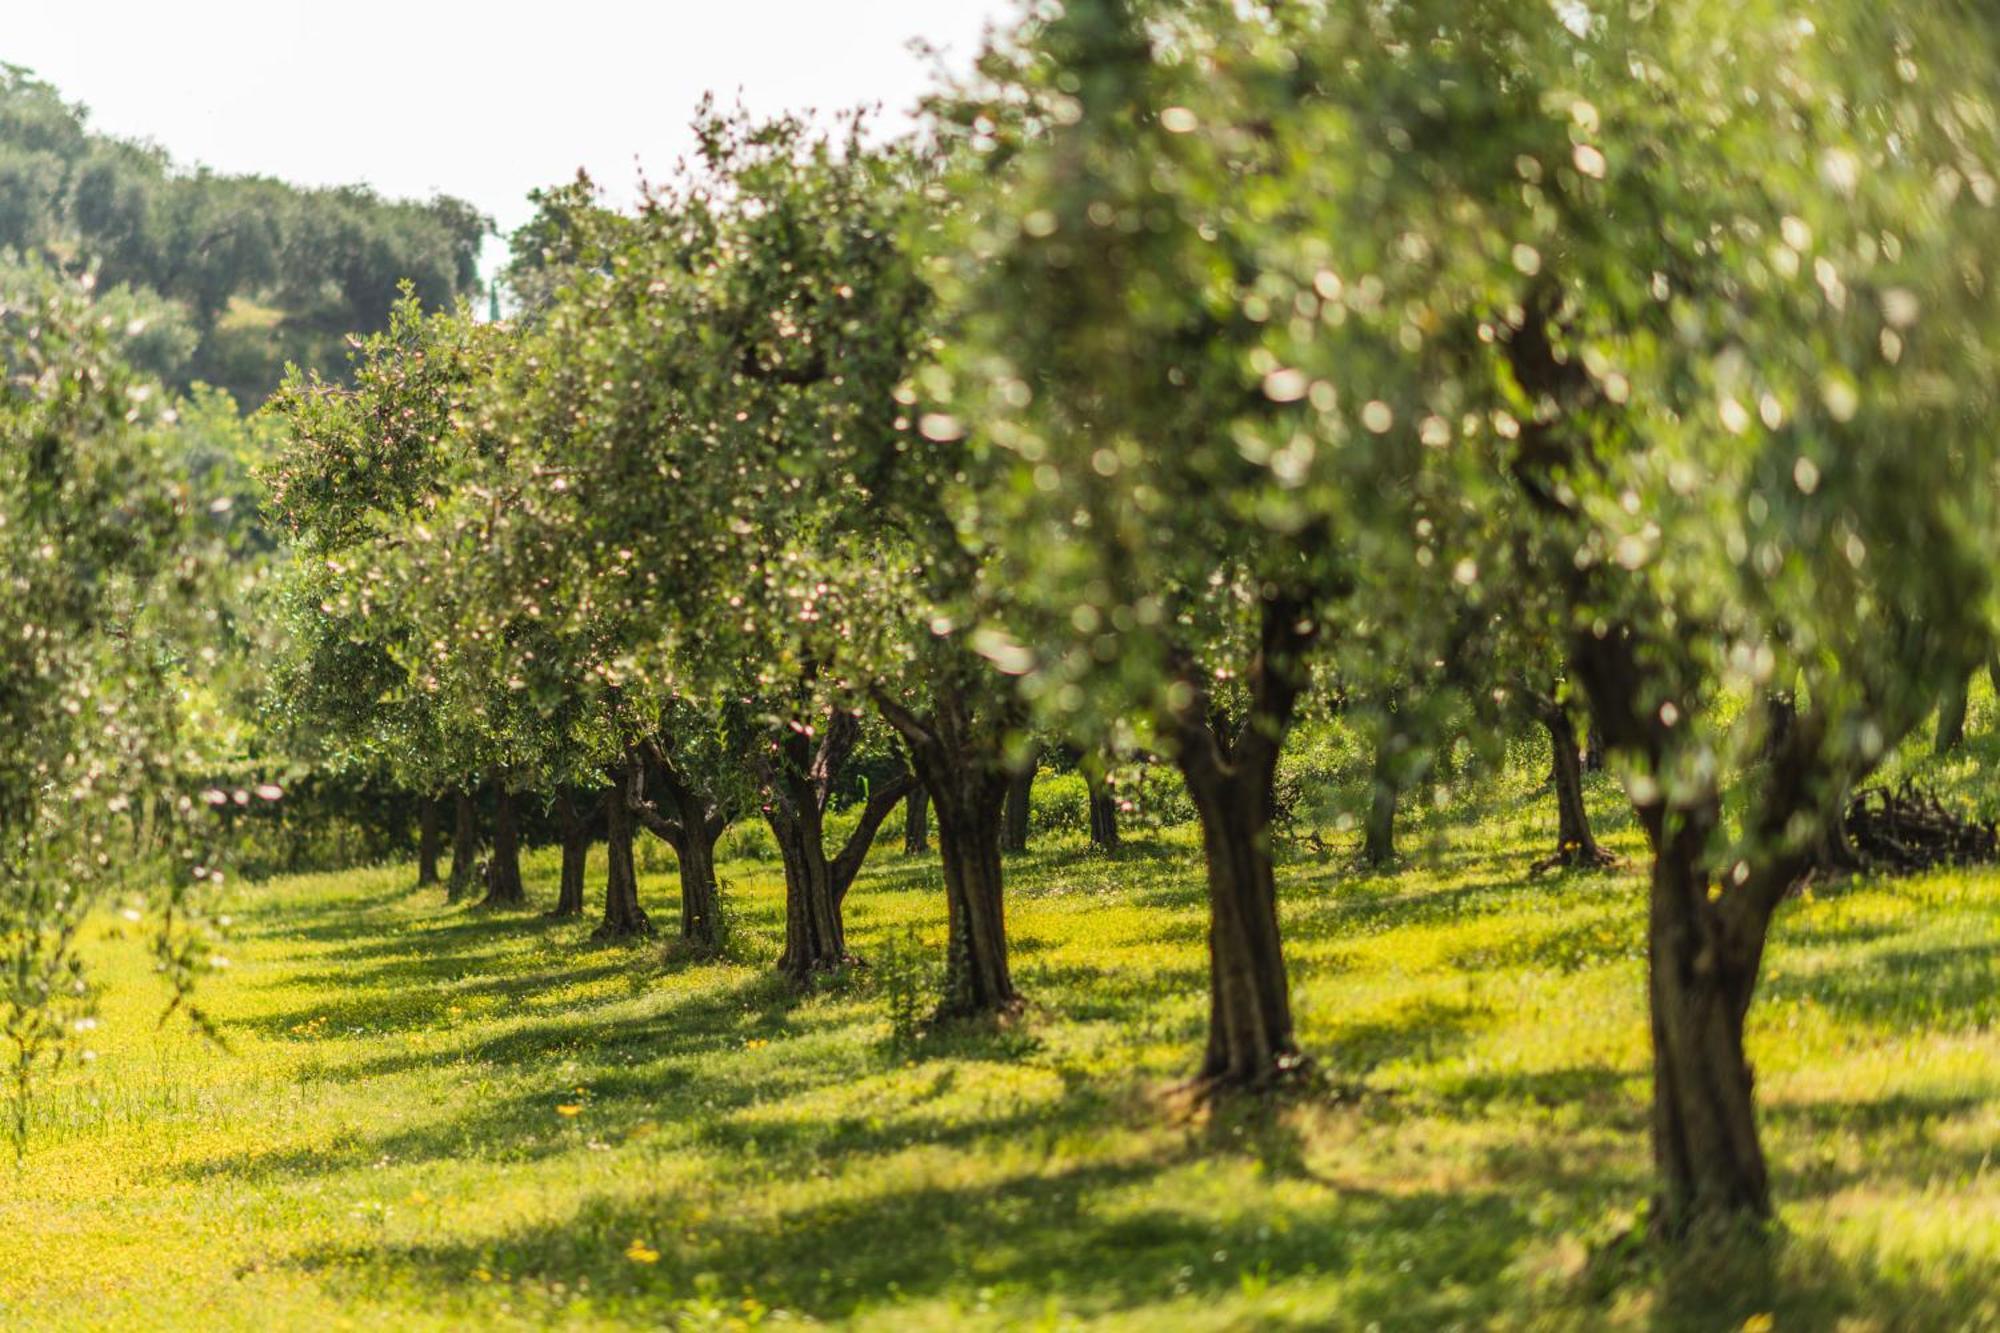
xmin=1448 ymin=909 xmax=1644 ymax=975
xmin=1310 ymin=998 xmax=1494 ymax=1086
xmin=228 ymin=876 xmax=425 ymax=942
xmin=292 ymin=1157 xmax=1548 ymax=1328
xmin=1761 ymin=940 xmax=2000 ymax=1032
xmin=1578 ymin=1218 xmax=2000 ymax=1333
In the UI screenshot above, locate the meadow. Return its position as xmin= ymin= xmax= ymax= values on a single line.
xmin=5 ymin=754 xmax=1999 ymax=1332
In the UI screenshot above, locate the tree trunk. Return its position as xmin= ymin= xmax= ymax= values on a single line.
xmin=902 ymin=788 xmax=930 ymax=855
xmin=874 ymin=682 xmax=1022 ymax=1021
xmin=933 ymin=786 xmax=1017 ymax=1018
xmin=1362 ymin=746 xmax=1398 ymax=869
xmin=597 ymin=776 xmax=650 ymax=938
xmin=1936 ymin=671 xmax=1972 ymax=754
xmin=768 ymin=793 xmax=845 ymax=981
xmin=446 ymin=788 xmax=478 ymax=902
xmin=754 ymin=705 xmax=914 ymax=983
xmin=416 ymin=795 xmax=442 ymax=887
xmin=551 ymin=791 xmax=590 ymax=918
xmin=1088 ymin=779 xmax=1120 ymax=854
xmin=1181 ymin=758 xmax=1301 ymax=1091
xmin=479 ymin=786 xmax=526 ymax=908
xmin=674 ymin=820 xmax=724 ymax=952
xmin=629 ymin=747 xmax=733 ymax=953
xmin=1647 ymin=818 xmax=1772 ymax=1233
xmin=672 ymin=784 xmax=728 ymax=948
xmin=1583 ymin=719 xmax=1606 ymax=773
xmin=1001 ymin=761 xmax=1034 ymax=854
xmin=1535 ymin=707 xmax=1614 ymax=872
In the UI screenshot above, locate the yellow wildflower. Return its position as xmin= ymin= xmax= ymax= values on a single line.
xmin=624 ymin=1238 xmax=660 ymax=1265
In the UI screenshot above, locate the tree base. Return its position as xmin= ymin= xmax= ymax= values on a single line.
xmin=778 ymin=951 xmax=860 ymax=988
xmin=590 ymin=914 xmax=654 ymax=943
xmin=1529 ymin=841 xmax=1620 ymax=877
xmin=1176 ymin=1049 xmax=1319 ymax=1106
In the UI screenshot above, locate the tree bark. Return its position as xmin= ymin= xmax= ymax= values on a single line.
xmin=931 ymin=778 xmax=1015 ymax=1017
xmin=830 ymin=775 xmax=918 ymax=905
xmin=902 ymin=788 xmax=930 ymax=855
xmin=875 ymin=682 xmax=1022 ymax=1021
xmin=596 ymin=772 xmax=650 ymax=938
xmin=629 ymin=754 xmax=730 ymax=954
xmin=768 ymin=792 xmax=845 ymax=980
xmin=551 ymin=791 xmax=591 ymax=918
xmin=479 ymin=785 xmax=527 ymax=908
xmin=1646 ymin=813 xmax=1772 ymax=1232
xmin=1565 ymin=626 xmax=1804 ymax=1235
xmin=446 ymin=788 xmax=478 ymax=903
xmin=673 ymin=817 xmax=724 ymax=950
xmin=1001 ymin=759 xmax=1034 ymax=854
xmin=1087 ymin=773 xmax=1120 ymax=854
xmin=1533 ymin=703 xmax=1614 ymax=873
xmin=758 ymin=710 xmax=915 ymax=983
xmin=1180 ymin=751 xmax=1300 ymax=1091
xmin=416 ymin=795 xmax=442 ymax=887
xmin=1165 ymin=589 xmax=1316 ymax=1094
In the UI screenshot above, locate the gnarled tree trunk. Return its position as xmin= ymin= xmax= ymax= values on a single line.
xmin=767 ymin=775 xmax=846 ymax=980
xmin=1567 ymin=624 xmax=1805 ymax=1235
xmin=416 ymin=795 xmax=442 ymax=887
xmin=1646 ymin=814 xmax=1771 ymax=1231
xmin=1181 ymin=753 xmax=1299 ymax=1090
xmin=673 ymin=816 xmax=724 ymax=950
xmin=927 ymin=769 xmax=1016 ymax=1018
xmin=446 ymin=788 xmax=479 ymax=902
xmin=480 ymin=785 xmax=526 ymax=908
xmin=758 ymin=709 xmax=915 ymax=984
xmin=1167 ymin=590 xmax=1317 ymax=1094
xmin=597 ymin=771 xmax=650 ymax=939
xmin=876 ymin=681 xmax=1022 ymax=1021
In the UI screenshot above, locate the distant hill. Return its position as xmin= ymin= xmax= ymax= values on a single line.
xmin=0 ymin=63 xmax=487 ymax=403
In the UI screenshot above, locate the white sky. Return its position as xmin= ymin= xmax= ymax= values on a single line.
xmin=5 ymin=0 xmax=1014 ymax=276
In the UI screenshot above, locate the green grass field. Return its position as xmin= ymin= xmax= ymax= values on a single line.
xmin=5 ymin=768 xmax=1999 ymax=1330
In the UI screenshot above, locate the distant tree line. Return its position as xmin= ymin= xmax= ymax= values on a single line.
xmin=0 ymin=63 xmax=486 ymax=403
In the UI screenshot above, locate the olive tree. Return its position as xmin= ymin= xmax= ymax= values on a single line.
xmin=933 ymin=0 xmax=1430 ymax=1089
xmin=0 ymin=264 xmax=221 ymax=1155
xmin=1236 ymin=0 xmax=2000 ymax=1232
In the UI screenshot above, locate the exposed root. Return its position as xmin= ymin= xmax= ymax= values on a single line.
xmin=1172 ymin=1050 xmax=1322 ymax=1111
xmin=1529 ymin=840 xmax=1621 ymax=877
xmin=590 ymin=913 xmax=655 ymax=944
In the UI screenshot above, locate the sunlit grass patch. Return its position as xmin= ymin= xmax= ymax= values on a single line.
xmin=3 ymin=771 xmax=1998 ymax=1329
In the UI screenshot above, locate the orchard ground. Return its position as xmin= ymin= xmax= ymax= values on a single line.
xmin=5 ymin=755 xmax=2000 ymax=1330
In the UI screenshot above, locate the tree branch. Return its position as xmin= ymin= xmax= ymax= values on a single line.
xmin=830 ymin=769 xmax=919 ymax=905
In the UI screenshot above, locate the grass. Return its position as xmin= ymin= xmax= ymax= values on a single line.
xmin=3 ymin=763 xmax=2000 ymax=1330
